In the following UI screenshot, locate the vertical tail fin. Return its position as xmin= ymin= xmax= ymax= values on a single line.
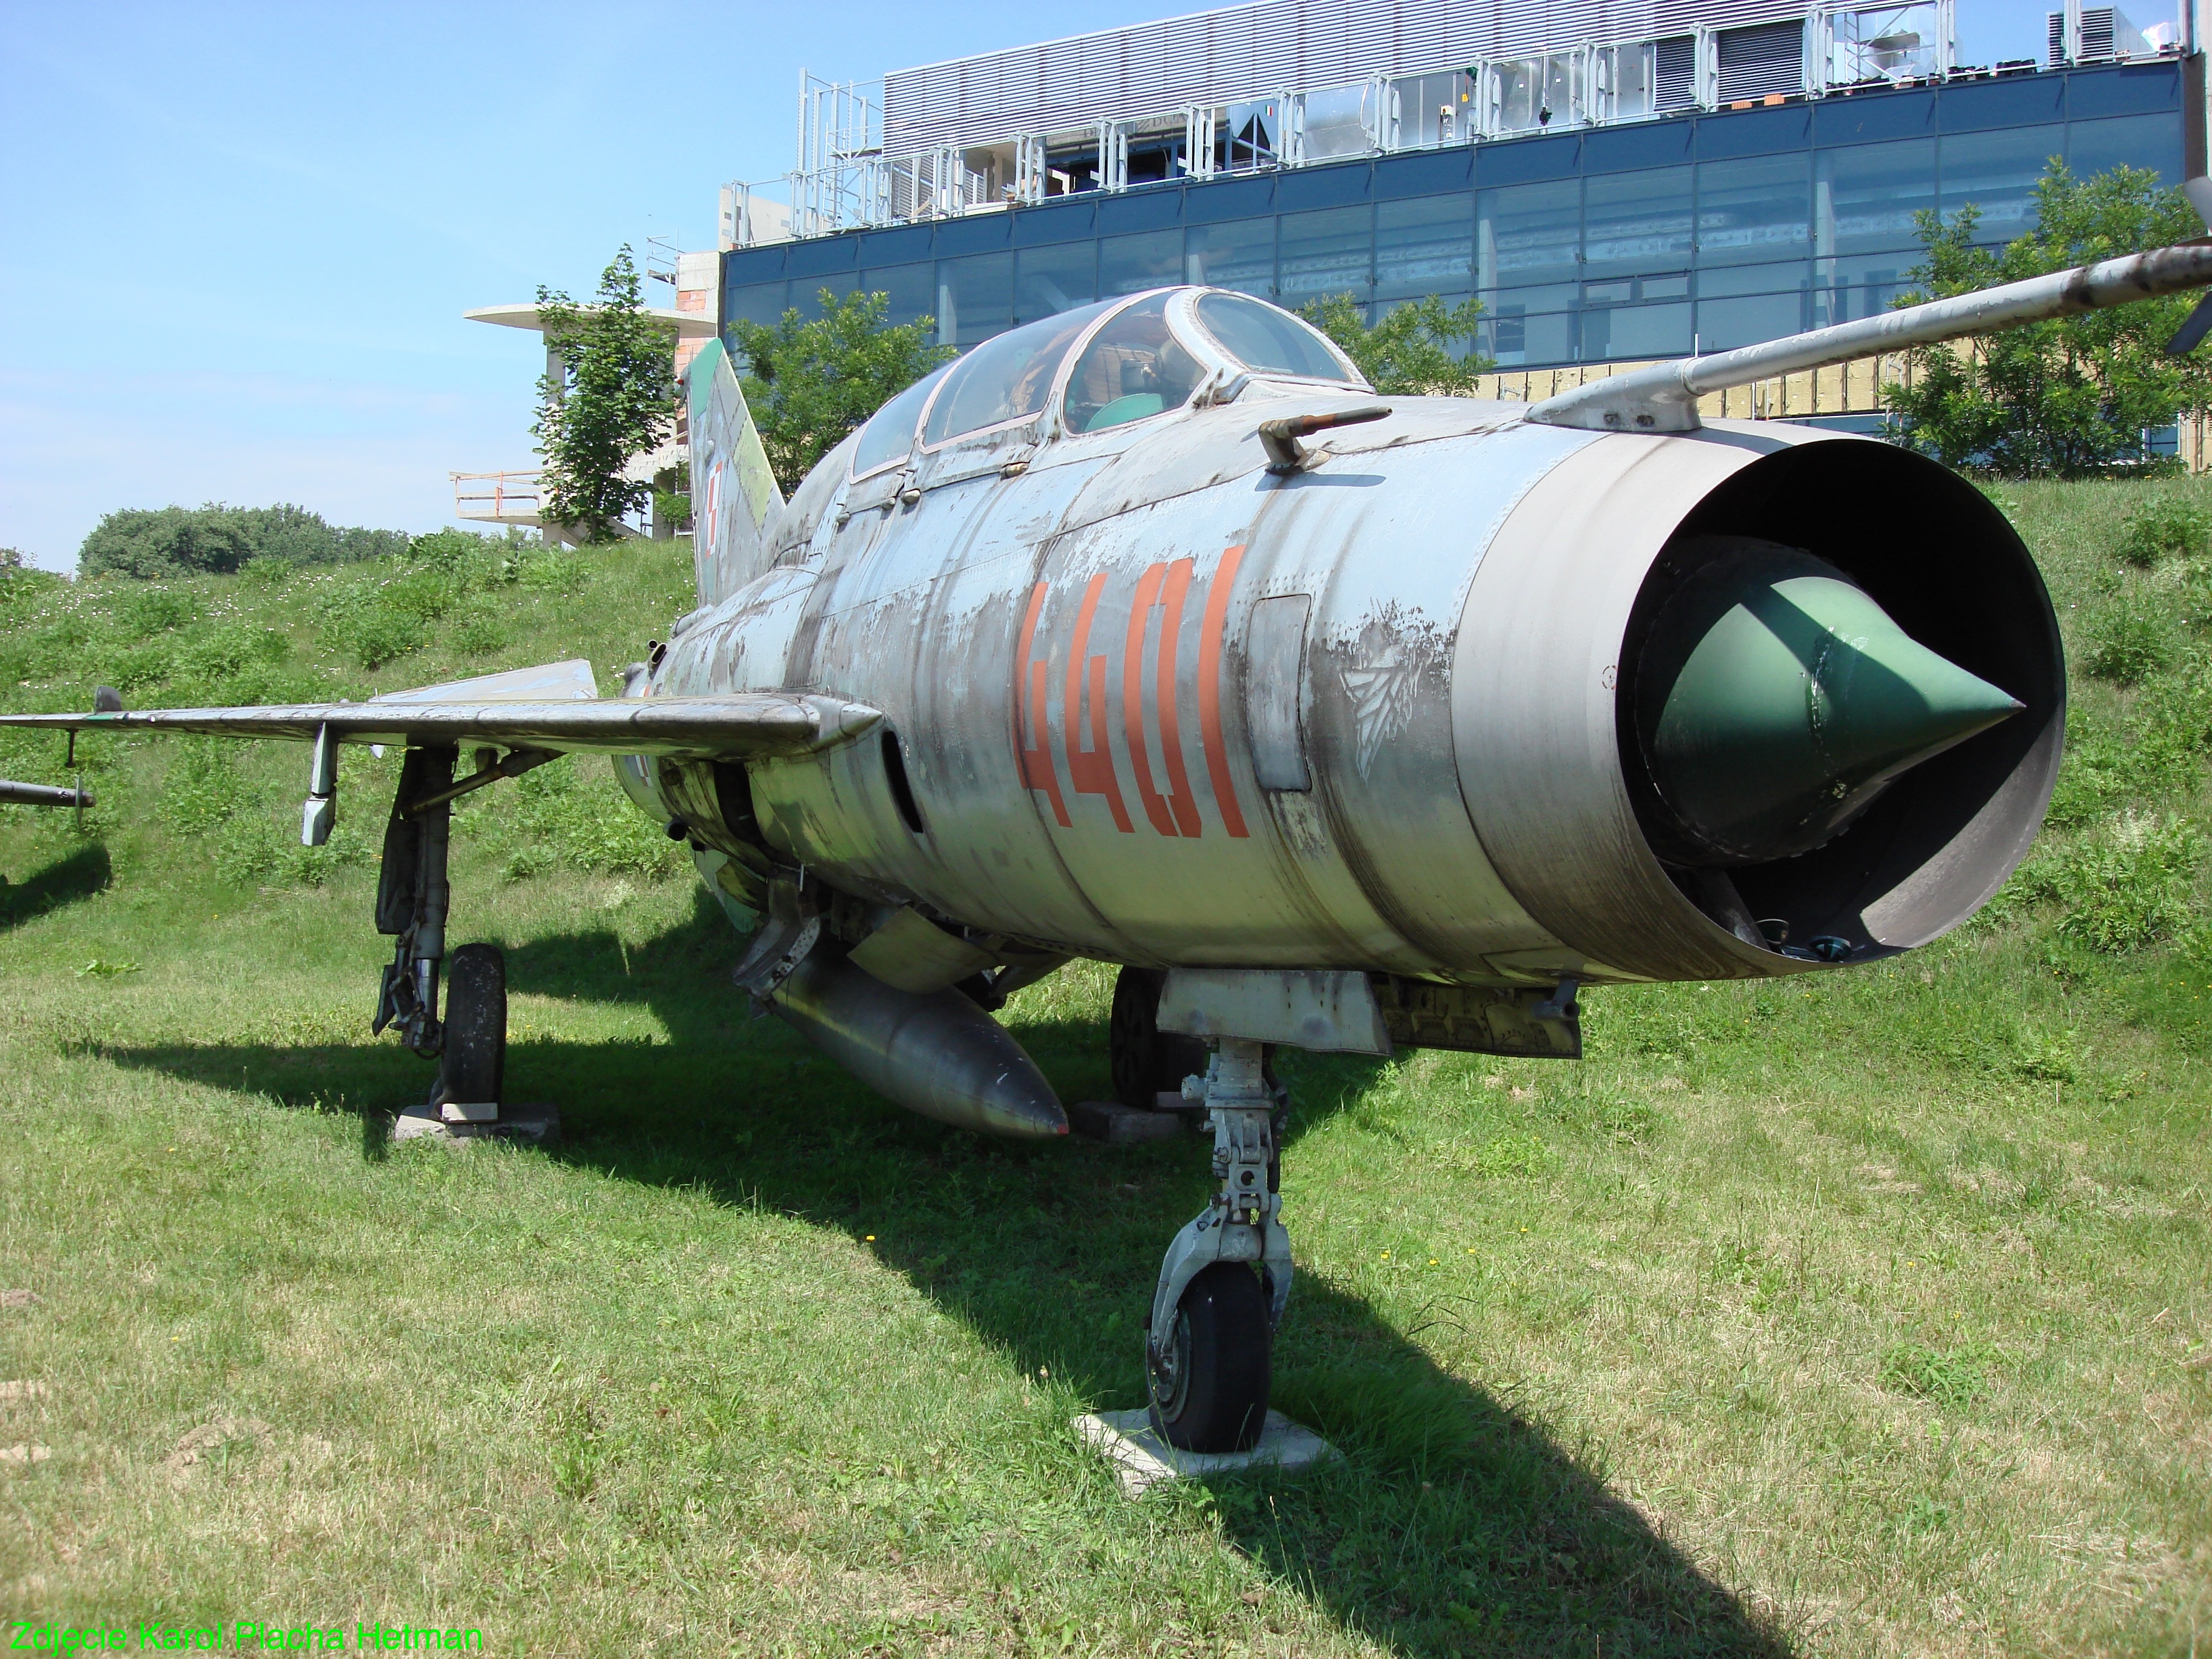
xmin=687 ymin=337 xmax=785 ymax=606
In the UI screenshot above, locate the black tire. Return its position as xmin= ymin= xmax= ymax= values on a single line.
xmin=437 ymin=943 xmax=506 ymax=1108
xmin=1110 ymin=967 xmax=1210 ymax=1111
xmin=1149 ymin=1262 xmax=1272 ymax=1453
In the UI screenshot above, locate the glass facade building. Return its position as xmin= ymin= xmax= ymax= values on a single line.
xmin=722 ymin=61 xmax=2193 ymax=370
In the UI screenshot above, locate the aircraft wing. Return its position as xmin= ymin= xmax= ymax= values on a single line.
xmin=0 ymin=659 xmax=882 ymax=760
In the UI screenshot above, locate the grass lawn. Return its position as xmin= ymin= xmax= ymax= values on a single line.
xmin=1 ymin=489 xmax=2208 ymax=1657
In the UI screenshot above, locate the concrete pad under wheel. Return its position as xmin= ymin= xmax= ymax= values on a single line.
xmin=392 ymin=1104 xmax=560 ymax=1146
xmin=1067 ymin=1100 xmax=1187 ymax=1144
xmin=1074 ymin=1408 xmax=1341 ymax=1497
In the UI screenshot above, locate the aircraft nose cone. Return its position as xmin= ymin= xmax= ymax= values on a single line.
xmin=1634 ymin=543 xmax=2023 ymax=865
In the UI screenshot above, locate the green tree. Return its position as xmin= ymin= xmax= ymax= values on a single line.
xmin=729 ymin=289 xmax=953 ymax=491
xmin=1884 ymin=162 xmax=2212 ymax=477
xmin=78 ymin=503 xmax=409 ymax=578
xmin=79 ymin=506 xmax=255 ymax=578
xmin=1298 ymin=293 xmax=1495 ymax=395
xmin=534 ymin=247 xmax=680 ymax=543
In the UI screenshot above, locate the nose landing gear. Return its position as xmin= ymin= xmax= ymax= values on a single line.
xmin=1145 ymin=1037 xmax=1290 ymax=1453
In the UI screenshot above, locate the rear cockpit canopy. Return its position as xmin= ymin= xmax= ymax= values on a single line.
xmin=848 ymin=287 xmax=1365 ymax=481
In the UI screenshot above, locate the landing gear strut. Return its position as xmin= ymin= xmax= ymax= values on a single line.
xmin=1146 ymin=1037 xmax=1290 ymax=1452
xmin=371 ymin=745 xmax=508 ymax=1123
xmin=374 ymin=746 xmax=455 ymax=1057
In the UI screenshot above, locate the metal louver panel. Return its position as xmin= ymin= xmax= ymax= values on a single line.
xmin=883 ymin=0 xmax=1815 ymax=153
xmin=1716 ymin=20 xmax=1803 ymax=99
xmin=1654 ymin=33 xmax=1697 ymax=109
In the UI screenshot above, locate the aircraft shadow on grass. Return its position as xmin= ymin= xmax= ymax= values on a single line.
xmin=0 ymin=843 xmax=111 ymax=932
xmin=106 ymin=890 xmax=1789 ymax=1658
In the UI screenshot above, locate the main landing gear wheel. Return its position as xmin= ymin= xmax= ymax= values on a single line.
xmin=434 ymin=942 xmax=506 ymax=1110
xmin=1110 ymin=967 xmax=1210 ymax=1110
xmin=1149 ymin=1262 xmax=1272 ymax=1452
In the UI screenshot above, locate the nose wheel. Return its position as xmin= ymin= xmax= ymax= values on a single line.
xmin=1149 ymin=1261 xmax=1273 ymax=1452
xmin=1145 ymin=1037 xmax=1291 ymax=1453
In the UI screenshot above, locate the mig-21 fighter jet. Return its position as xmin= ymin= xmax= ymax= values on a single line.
xmin=10 ymin=239 xmax=2209 ymax=1452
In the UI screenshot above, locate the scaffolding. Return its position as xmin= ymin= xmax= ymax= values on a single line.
xmin=773 ymin=0 xmax=2184 ymax=241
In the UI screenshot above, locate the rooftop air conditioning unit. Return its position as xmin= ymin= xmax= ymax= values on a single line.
xmin=2048 ymin=5 xmax=2150 ymax=63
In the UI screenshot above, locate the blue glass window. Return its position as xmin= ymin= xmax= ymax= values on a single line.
xmin=1099 ymin=229 xmax=1184 ymax=297
xmin=1694 ymin=104 xmax=1810 ymax=159
xmin=2067 ymin=113 xmax=2183 ymax=185
xmin=861 ymin=263 xmax=934 ymax=329
xmin=933 ymin=215 xmax=1011 ymax=256
xmin=789 ymin=273 xmax=858 ymax=317
xmin=1815 ymin=251 xmax=1922 ymax=326
xmin=1184 ymin=175 xmax=1275 ymax=223
xmin=1013 ymin=198 xmax=1096 ymax=244
xmin=1276 ymin=161 xmax=1372 ymax=212
xmin=1278 ymin=206 xmax=1372 ymax=307
xmin=2068 ymin=61 xmax=2182 ymax=119
xmin=1699 ymin=153 xmax=1812 ymax=264
xmin=1474 ymin=133 xmax=1578 ymax=186
xmin=1377 ymin=195 xmax=1472 ymax=301
xmin=1812 ymin=88 xmax=1937 ymax=147
xmin=1185 ymin=218 xmax=1276 ymax=294
xmin=785 ymin=236 xmax=857 ymax=278
xmin=1815 ymin=138 xmax=1936 ymax=258
xmin=1940 ymin=126 xmax=2065 ymax=245
xmin=1099 ymin=190 xmax=1184 ymax=234
xmin=1478 ymin=178 xmax=1579 ymax=294
xmin=1582 ymin=300 xmax=1692 ymax=360
xmin=859 ymin=225 xmax=933 ymax=266
xmin=934 ymin=252 xmax=1012 ymax=348
xmin=1584 ymin=166 xmax=1693 ymax=275
xmin=1015 ymin=243 xmax=1097 ymax=323
xmin=723 ymin=282 xmax=788 ymax=333
xmin=1939 ymin=75 xmax=2065 ymax=132
xmin=1484 ymin=306 xmax=1575 ymax=366
xmin=1698 ymin=290 xmax=1806 ymax=350
xmin=1375 ymin=147 xmax=1473 ymax=198
xmin=1698 ymin=258 xmax=1814 ymax=298
xmin=1583 ymin=120 xmax=1694 ymax=174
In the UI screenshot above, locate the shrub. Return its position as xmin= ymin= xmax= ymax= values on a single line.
xmin=159 ymin=741 xmax=244 ymax=836
xmin=118 ymin=588 xmax=204 ymax=640
xmin=79 ymin=503 xmax=411 ymax=579
xmin=81 ymin=506 xmax=253 ymax=578
xmin=508 ymin=757 xmax=683 ymax=878
xmin=2116 ymin=498 xmax=2210 ymax=567
xmin=318 ymin=564 xmax=468 ymax=670
xmin=2048 ymin=810 xmax=2204 ymax=952
xmin=2082 ymin=600 xmax=2174 ymax=683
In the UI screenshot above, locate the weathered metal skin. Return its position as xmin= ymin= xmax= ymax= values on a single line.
xmin=642 ymin=295 xmax=2060 ymax=992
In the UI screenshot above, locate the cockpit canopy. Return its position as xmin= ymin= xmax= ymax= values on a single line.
xmin=850 ymin=287 xmax=1364 ymax=480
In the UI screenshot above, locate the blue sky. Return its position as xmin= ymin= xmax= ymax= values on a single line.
xmin=0 ymin=1 xmax=2056 ymax=571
